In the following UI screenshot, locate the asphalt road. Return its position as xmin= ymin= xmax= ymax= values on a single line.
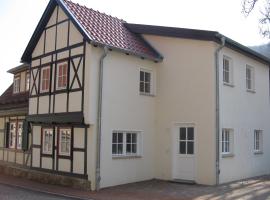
xmin=0 ymin=183 xmax=76 ymax=200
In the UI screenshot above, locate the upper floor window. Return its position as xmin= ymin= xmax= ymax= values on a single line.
xmin=254 ymin=130 xmax=263 ymax=153
xmin=26 ymin=73 xmax=30 ymax=91
xmin=13 ymin=77 xmax=20 ymax=94
xmin=59 ymin=128 xmax=71 ymax=156
xmin=221 ymin=128 xmax=234 ymax=156
xmin=223 ymin=56 xmax=233 ymax=85
xmin=246 ymin=65 xmax=255 ymax=92
xmin=57 ymin=62 xmax=68 ymax=90
xmin=42 ymin=128 xmax=53 ymax=155
xmin=41 ymin=66 xmax=50 ymax=93
xmin=140 ymin=69 xmax=153 ymax=95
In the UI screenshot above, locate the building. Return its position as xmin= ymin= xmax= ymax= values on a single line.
xmin=0 ymin=0 xmax=270 ymax=191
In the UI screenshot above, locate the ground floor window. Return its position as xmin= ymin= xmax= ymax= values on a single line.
xmin=58 ymin=128 xmax=71 ymax=156
xmin=254 ymin=130 xmax=263 ymax=153
xmin=42 ymin=128 xmax=53 ymax=155
xmin=112 ymin=131 xmax=141 ymax=157
xmin=8 ymin=121 xmax=23 ymax=150
xmin=221 ymin=129 xmax=233 ymax=155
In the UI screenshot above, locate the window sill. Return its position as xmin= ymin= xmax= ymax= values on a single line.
xmin=222 ymin=153 xmax=234 ymax=158
xmin=140 ymin=92 xmax=155 ymax=97
xmin=223 ymin=82 xmax=234 ymax=87
xmin=112 ymin=155 xmax=142 ymax=159
xmin=247 ymin=89 xmax=256 ymax=93
xmin=254 ymin=151 xmax=263 ymax=155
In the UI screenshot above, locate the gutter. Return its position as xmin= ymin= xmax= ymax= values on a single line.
xmin=95 ymin=46 xmax=109 ymax=190
xmin=214 ymin=35 xmax=225 ymax=185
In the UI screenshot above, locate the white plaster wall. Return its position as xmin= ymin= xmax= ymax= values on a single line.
xmin=144 ymin=35 xmax=217 ymax=185
xmin=219 ymin=47 xmax=270 ymax=183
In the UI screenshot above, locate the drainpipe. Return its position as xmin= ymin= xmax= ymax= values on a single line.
xmin=96 ymin=46 xmax=109 ymax=191
xmin=215 ymin=35 xmax=225 ymax=185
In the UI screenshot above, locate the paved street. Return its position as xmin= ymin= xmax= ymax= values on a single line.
xmin=0 ymin=183 xmax=75 ymax=200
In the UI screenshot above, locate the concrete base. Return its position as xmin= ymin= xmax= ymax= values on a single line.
xmin=0 ymin=161 xmax=91 ymax=190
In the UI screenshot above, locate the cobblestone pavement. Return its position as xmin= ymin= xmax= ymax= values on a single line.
xmin=0 ymin=183 xmax=75 ymax=200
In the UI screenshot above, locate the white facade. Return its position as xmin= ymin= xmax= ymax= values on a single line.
xmin=219 ymin=47 xmax=270 ymax=183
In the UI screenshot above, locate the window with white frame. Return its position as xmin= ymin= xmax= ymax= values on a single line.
xmin=254 ymin=130 xmax=263 ymax=152
xmin=246 ymin=65 xmax=255 ymax=91
xmin=56 ymin=62 xmax=68 ymax=90
xmin=112 ymin=131 xmax=141 ymax=156
xmin=42 ymin=128 xmax=53 ymax=154
xmin=140 ymin=69 xmax=153 ymax=95
xmin=40 ymin=66 xmax=50 ymax=93
xmin=59 ymin=128 xmax=71 ymax=156
xmin=16 ymin=122 xmax=23 ymax=150
xmin=26 ymin=73 xmax=30 ymax=91
xmin=13 ymin=77 xmax=20 ymax=93
xmin=221 ymin=129 xmax=233 ymax=154
xmin=223 ymin=56 xmax=233 ymax=85
xmin=9 ymin=122 xmax=16 ymax=148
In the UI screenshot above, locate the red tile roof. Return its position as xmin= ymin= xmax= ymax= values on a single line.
xmin=0 ymin=84 xmax=29 ymax=110
xmin=62 ymin=0 xmax=161 ymax=61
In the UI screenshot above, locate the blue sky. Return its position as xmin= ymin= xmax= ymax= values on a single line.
xmin=0 ymin=0 xmax=268 ymax=94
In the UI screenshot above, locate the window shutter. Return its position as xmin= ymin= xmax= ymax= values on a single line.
xmin=22 ymin=120 xmax=29 ymax=151
xmin=4 ymin=122 xmax=10 ymax=148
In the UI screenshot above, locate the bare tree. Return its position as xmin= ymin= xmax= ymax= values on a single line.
xmin=242 ymin=0 xmax=270 ymax=38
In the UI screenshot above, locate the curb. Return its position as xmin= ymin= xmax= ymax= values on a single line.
xmin=0 ymin=180 xmax=93 ymax=200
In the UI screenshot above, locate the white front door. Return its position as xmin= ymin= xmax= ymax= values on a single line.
xmin=172 ymin=125 xmax=196 ymax=181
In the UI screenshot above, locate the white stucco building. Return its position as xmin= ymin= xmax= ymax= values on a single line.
xmin=0 ymin=0 xmax=270 ymax=191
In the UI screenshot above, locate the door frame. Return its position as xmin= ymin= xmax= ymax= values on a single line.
xmin=171 ymin=122 xmax=197 ymax=181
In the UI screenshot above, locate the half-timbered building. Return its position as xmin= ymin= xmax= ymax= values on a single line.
xmin=0 ymin=63 xmax=30 ymax=166
xmin=1 ymin=0 xmax=270 ymax=191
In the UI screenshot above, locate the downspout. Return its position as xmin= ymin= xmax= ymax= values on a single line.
xmin=215 ymin=36 xmax=225 ymax=185
xmin=96 ymin=46 xmax=109 ymax=190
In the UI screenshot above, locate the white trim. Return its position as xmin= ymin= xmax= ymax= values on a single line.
xmin=58 ymin=128 xmax=71 ymax=156
xmin=139 ymin=67 xmax=155 ymax=96
xmin=223 ymin=55 xmax=234 ymax=86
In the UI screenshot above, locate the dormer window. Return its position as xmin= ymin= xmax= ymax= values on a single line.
xmin=13 ymin=77 xmax=20 ymax=94
xmin=56 ymin=62 xmax=68 ymax=90
xmin=40 ymin=66 xmax=50 ymax=93
xmin=26 ymin=73 xmax=30 ymax=91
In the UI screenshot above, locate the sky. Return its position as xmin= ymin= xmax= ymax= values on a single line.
xmin=0 ymin=0 xmax=269 ymax=94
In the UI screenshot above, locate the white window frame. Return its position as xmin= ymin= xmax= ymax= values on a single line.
xmin=9 ymin=122 xmax=17 ymax=149
xmin=223 ymin=56 xmax=233 ymax=86
xmin=42 ymin=128 xmax=53 ymax=155
xmin=16 ymin=122 xmax=23 ymax=150
xmin=40 ymin=66 xmax=50 ymax=93
xmin=140 ymin=68 xmax=154 ymax=96
xmin=112 ymin=131 xmax=142 ymax=157
xmin=13 ymin=77 xmax=20 ymax=94
xmin=26 ymin=73 xmax=30 ymax=91
xmin=221 ymin=128 xmax=234 ymax=156
xmin=58 ymin=128 xmax=71 ymax=156
xmin=246 ymin=65 xmax=255 ymax=92
xmin=178 ymin=127 xmax=195 ymax=155
xmin=56 ymin=62 xmax=68 ymax=90
xmin=254 ymin=130 xmax=263 ymax=153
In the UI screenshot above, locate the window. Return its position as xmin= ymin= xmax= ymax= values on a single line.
xmin=59 ymin=128 xmax=71 ymax=156
xmin=9 ymin=122 xmax=16 ymax=148
xmin=246 ymin=65 xmax=255 ymax=91
xmin=112 ymin=131 xmax=141 ymax=157
xmin=40 ymin=66 xmax=50 ymax=93
xmin=42 ymin=128 xmax=53 ymax=154
xmin=26 ymin=73 xmax=30 ymax=91
xmin=179 ymin=127 xmax=194 ymax=155
xmin=221 ymin=129 xmax=233 ymax=155
xmin=140 ymin=69 xmax=153 ymax=95
xmin=57 ymin=62 xmax=68 ymax=90
xmin=223 ymin=56 xmax=233 ymax=85
xmin=254 ymin=130 xmax=263 ymax=153
xmin=13 ymin=77 xmax=20 ymax=93
xmin=16 ymin=122 xmax=23 ymax=150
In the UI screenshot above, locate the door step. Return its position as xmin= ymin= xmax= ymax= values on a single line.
xmin=170 ymin=179 xmax=196 ymax=185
